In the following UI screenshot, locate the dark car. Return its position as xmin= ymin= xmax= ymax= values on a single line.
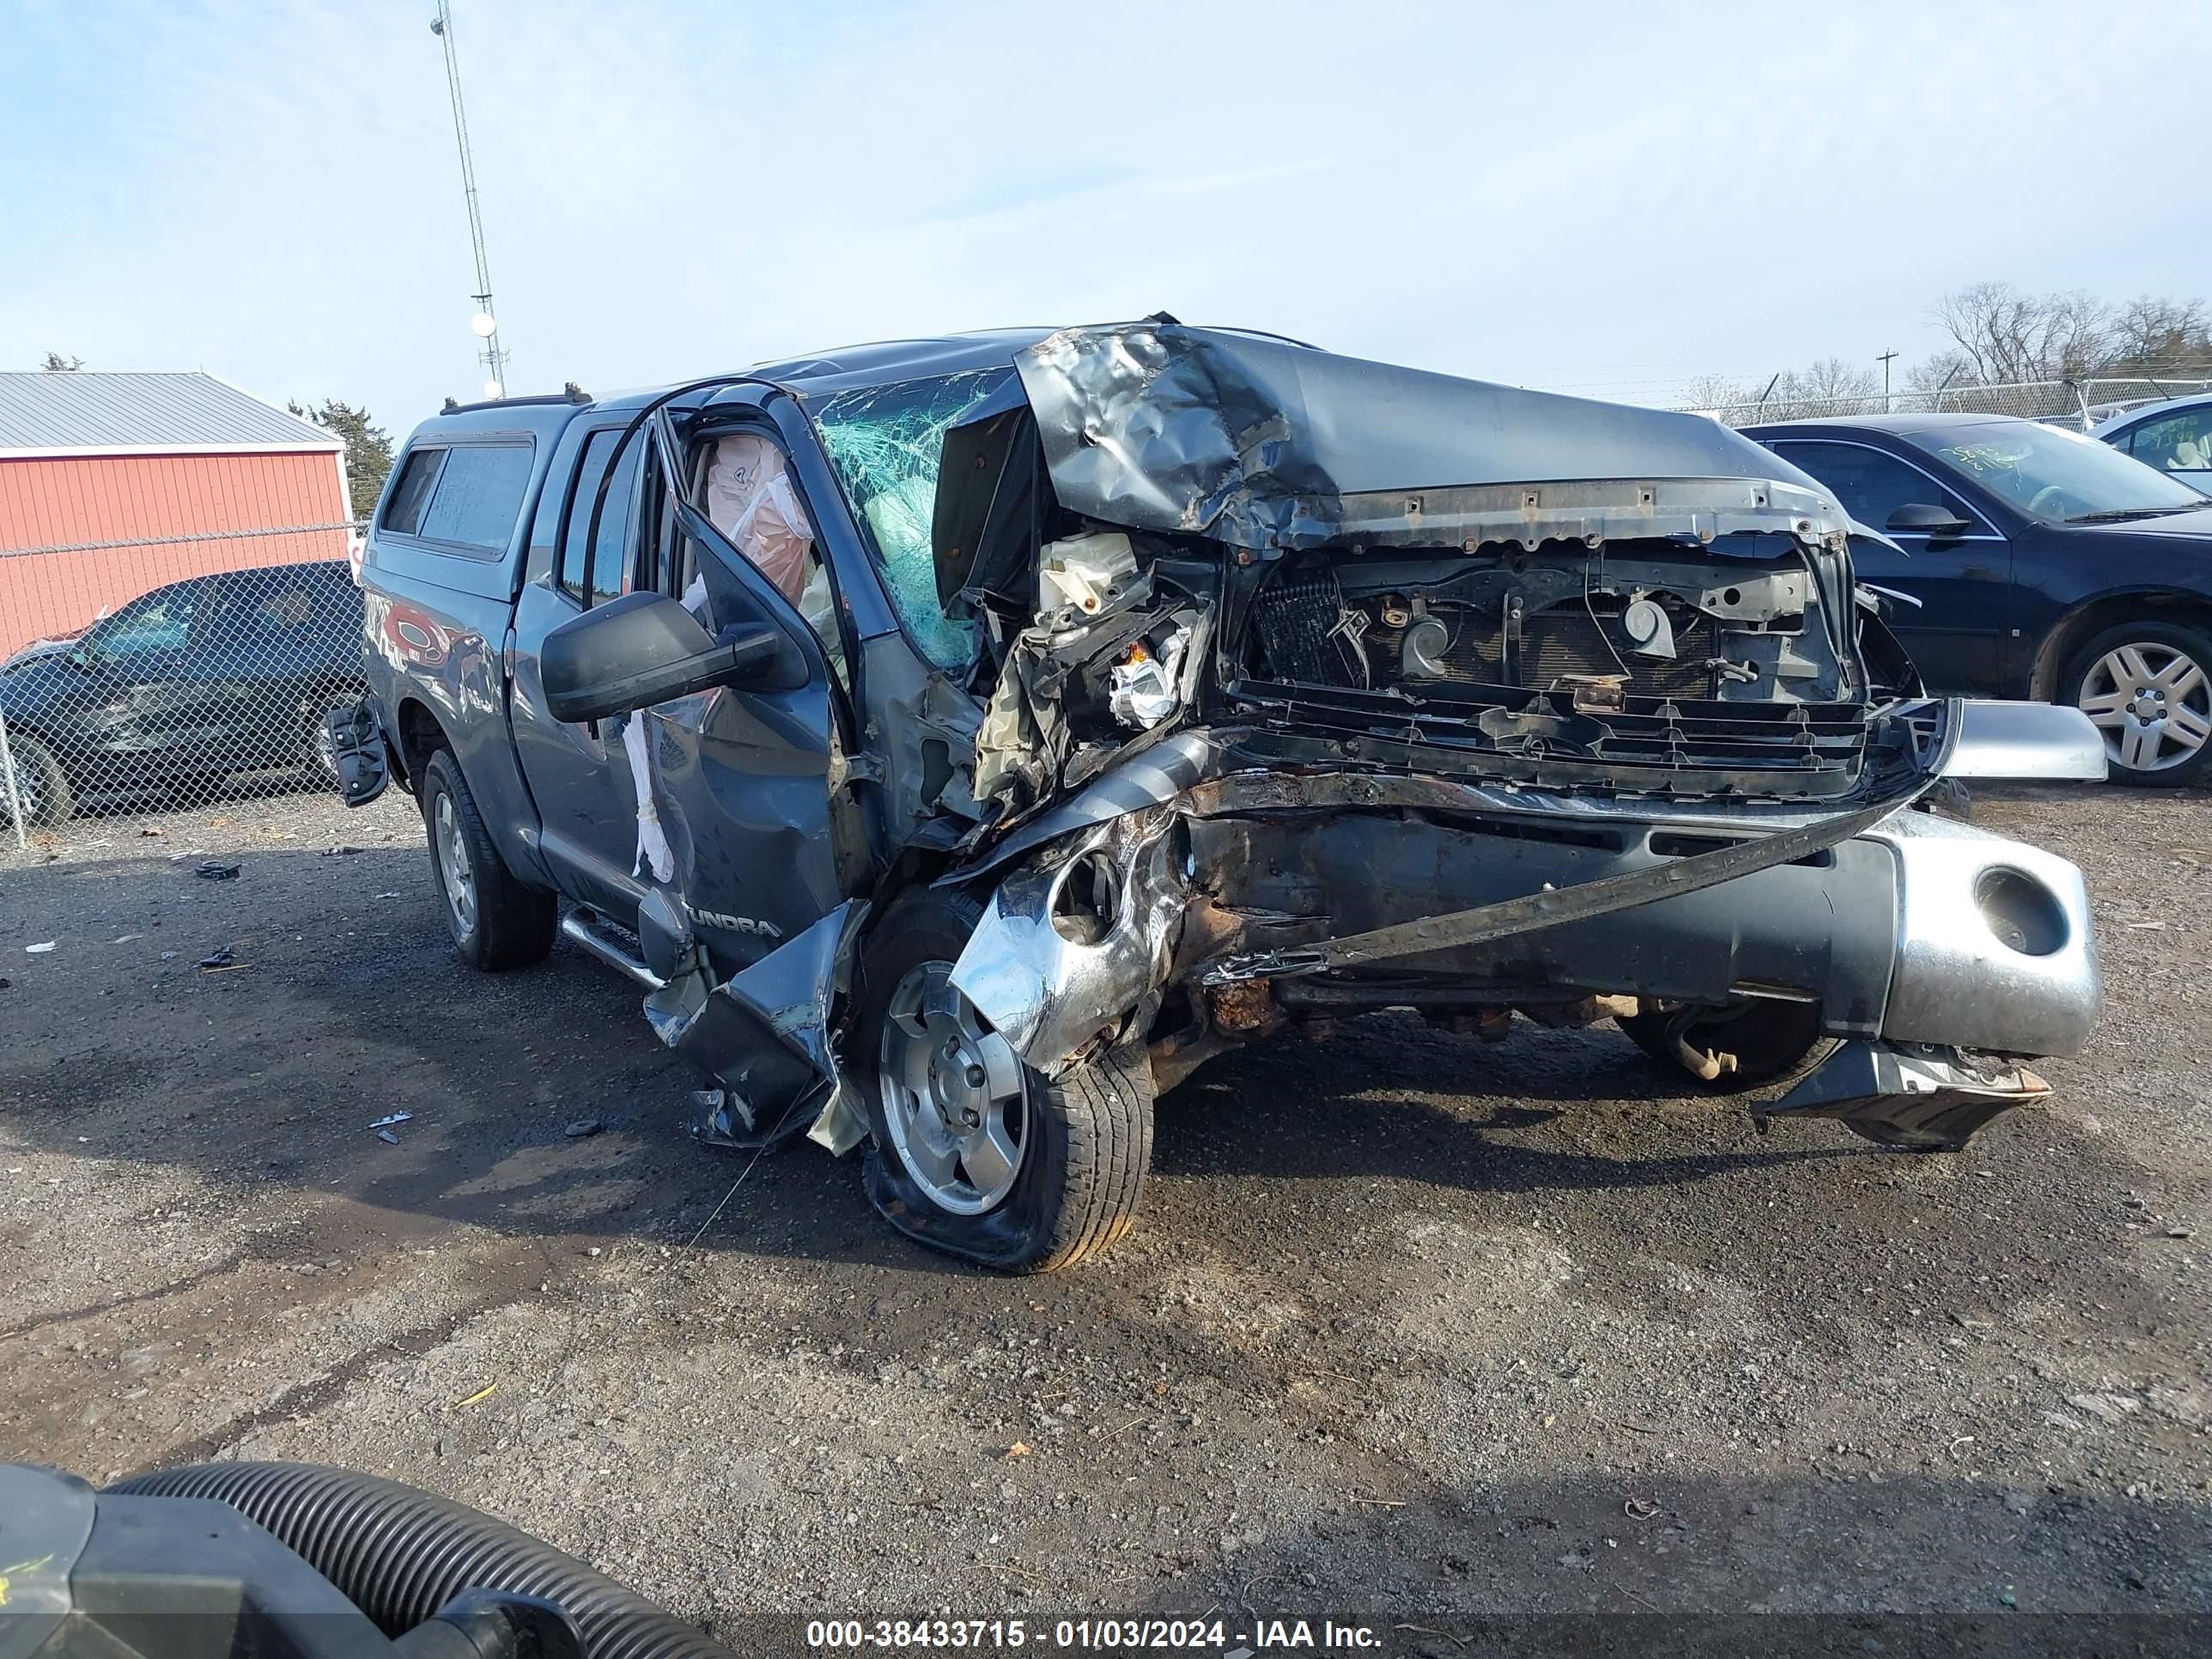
xmin=1741 ymin=413 xmax=2212 ymax=785
xmin=0 ymin=560 xmax=364 ymax=825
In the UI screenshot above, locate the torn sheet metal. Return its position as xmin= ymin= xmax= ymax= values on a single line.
xmin=1012 ymin=322 xmax=1850 ymax=557
xmin=950 ymin=811 xmax=1187 ymax=1076
xmin=1758 ymin=1039 xmax=2050 ymax=1151
xmin=648 ymin=900 xmax=868 ymax=1152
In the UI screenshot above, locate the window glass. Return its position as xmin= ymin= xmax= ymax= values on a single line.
xmin=560 ymin=428 xmax=644 ymax=604
xmin=2124 ymin=410 xmax=2212 ymax=474
xmin=381 ymin=448 xmax=444 ymax=534
xmin=1905 ymin=420 xmax=2208 ymax=520
xmin=813 ymin=370 xmax=1005 ymax=669
xmin=417 ymin=444 xmax=536 ymax=553
xmin=96 ymin=587 xmax=196 ymax=658
xmin=1769 ymin=441 xmax=1972 ymax=531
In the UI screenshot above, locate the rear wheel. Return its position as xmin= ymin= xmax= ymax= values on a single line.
xmin=302 ymin=690 xmax=360 ymax=788
xmin=2063 ymin=619 xmax=2212 ymax=787
xmin=1619 ymin=999 xmax=1838 ymax=1095
xmin=855 ymin=888 xmax=1154 ymax=1272
xmin=0 ymin=732 xmax=73 ymax=827
xmin=420 ymin=749 xmax=556 ymax=970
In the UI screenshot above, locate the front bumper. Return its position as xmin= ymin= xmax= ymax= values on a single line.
xmin=952 ymin=786 xmax=2101 ymax=1074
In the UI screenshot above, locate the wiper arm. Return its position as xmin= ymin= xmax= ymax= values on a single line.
xmin=2064 ymin=506 xmax=2196 ymax=523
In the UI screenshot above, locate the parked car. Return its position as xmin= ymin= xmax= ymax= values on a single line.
xmin=2093 ymin=392 xmax=2212 ymax=491
xmin=337 ymin=324 xmax=2104 ymax=1273
xmin=1741 ymin=414 xmax=2212 ymax=785
xmin=0 ymin=561 xmax=365 ymax=825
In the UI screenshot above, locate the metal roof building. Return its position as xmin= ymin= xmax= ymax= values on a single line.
xmin=0 ymin=371 xmax=350 ymax=656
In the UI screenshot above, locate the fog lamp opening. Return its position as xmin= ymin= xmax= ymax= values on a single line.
xmin=1975 ymin=866 xmax=2066 ymax=957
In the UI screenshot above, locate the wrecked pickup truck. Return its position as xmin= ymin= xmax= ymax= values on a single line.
xmin=335 ymin=320 xmax=2106 ymax=1271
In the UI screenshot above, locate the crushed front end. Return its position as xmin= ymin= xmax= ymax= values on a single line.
xmin=915 ymin=322 xmax=2101 ymax=1154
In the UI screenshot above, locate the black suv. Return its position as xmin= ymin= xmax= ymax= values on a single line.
xmin=0 ymin=560 xmax=365 ymax=824
xmin=1743 ymin=414 xmax=2212 ymax=786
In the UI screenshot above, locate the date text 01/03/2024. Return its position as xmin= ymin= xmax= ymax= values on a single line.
xmin=804 ymin=1619 xmax=1383 ymax=1650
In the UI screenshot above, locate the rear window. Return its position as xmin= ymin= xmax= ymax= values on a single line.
xmin=381 ymin=447 xmax=445 ymax=535
xmin=415 ymin=444 xmax=537 ymax=554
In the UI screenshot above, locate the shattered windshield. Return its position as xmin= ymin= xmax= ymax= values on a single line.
xmin=1906 ymin=421 xmax=2208 ymax=522
xmin=814 ymin=370 xmax=1006 ymax=669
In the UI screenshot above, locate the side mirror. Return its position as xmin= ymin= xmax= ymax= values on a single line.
xmin=1886 ymin=501 xmax=1972 ymax=536
xmin=541 ymin=591 xmax=778 ymax=724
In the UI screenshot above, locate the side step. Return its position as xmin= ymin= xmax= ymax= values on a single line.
xmin=559 ymin=908 xmax=665 ymax=990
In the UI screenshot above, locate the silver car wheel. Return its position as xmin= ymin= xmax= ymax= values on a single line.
xmin=877 ymin=961 xmax=1030 ymax=1215
xmin=434 ymin=791 xmax=478 ymax=938
xmin=2076 ymin=641 xmax=2212 ymax=773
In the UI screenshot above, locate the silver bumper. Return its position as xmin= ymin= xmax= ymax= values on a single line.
xmin=1869 ymin=809 xmax=2100 ymax=1058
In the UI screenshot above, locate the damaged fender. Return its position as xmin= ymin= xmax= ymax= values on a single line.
xmin=1758 ymin=1039 xmax=2051 ymax=1151
xmin=949 ymin=811 xmax=1188 ymax=1078
xmin=647 ymin=900 xmax=871 ymax=1153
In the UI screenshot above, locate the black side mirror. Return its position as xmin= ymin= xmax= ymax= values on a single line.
xmin=541 ymin=591 xmax=778 ymax=724
xmin=1886 ymin=501 xmax=1972 ymax=536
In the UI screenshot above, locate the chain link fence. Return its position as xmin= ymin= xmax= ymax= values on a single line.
xmin=1680 ymin=375 xmax=2212 ymax=430
xmin=1 ymin=522 xmax=368 ymax=854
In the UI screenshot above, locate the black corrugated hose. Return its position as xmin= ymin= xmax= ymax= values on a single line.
xmin=104 ymin=1462 xmax=732 ymax=1659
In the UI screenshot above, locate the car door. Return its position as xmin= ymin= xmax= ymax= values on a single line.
xmin=1764 ymin=435 xmax=2015 ymax=694
xmin=73 ymin=578 xmax=218 ymax=778
xmin=2112 ymin=406 xmax=2212 ymax=493
xmin=510 ymin=422 xmax=653 ymax=918
xmin=621 ymin=410 xmax=862 ymax=975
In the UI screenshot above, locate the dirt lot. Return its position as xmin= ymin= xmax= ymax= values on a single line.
xmin=3 ymin=781 xmax=2208 ymax=1644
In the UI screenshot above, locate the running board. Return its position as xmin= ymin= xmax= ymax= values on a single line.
xmin=560 ymin=908 xmax=665 ymax=990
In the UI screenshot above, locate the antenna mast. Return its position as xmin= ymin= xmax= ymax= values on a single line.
xmin=430 ymin=1 xmax=508 ymax=396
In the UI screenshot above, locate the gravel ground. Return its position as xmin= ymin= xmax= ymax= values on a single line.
xmin=2 ymin=781 xmax=2208 ymax=1648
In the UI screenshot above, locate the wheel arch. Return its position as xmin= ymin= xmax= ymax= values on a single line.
xmin=392 ymin=695 xmax=451 ymax=790
xmin=2028 ymin=589 xmax=2212 ymax=702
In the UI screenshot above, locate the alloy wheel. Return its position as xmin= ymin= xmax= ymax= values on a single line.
xmin=2076 ymin=641 xmax=2212 ymax=774
xmin=434 ymin=791 xmax=477 ymax=937
xmin=876 ymin=961 xmax=1030 ymax=1215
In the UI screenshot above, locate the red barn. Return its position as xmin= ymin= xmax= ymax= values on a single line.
xmin=0 ymin=372 xmax=350 ymax=658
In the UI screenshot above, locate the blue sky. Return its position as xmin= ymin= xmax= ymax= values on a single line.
xmin=3 ymin=0 xmax=2203 ymax=434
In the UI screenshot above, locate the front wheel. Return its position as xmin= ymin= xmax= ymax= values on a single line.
xmin=855 ymin=889 xmax=1154 ymax=1272
xmin=2063 ymin=619 xmax=2212 ymax=787
xmin=420 ymin=749 xmax=556 ymax=970
xmin=1618 ymin=999 xmax=1838 ymax=1095
xmin=0 ymin=732 xmax=74 ymax=828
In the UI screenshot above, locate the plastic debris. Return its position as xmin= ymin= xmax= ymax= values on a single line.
xmin=456 ymin=1381 xmax=499 ymax=1407
xmin=25 ymin=941 xmax=56 ymax=954
xmin=111 ymin=934 xmax=143 ymax=944
xmin=562 ymin=1118 xmax=604 ymax=1139
xmin=197 ymin=949 xmax=236 ymax=969
xmin=195 ymin=861 xmax=241 ymax=880
xmin=323 ymin=844 xmax=362 ymax=857
xmin=368 ymin=1112 xmax=414 ymax=1130
xmin=376 ymin=1128 xmax=399 ymax=1145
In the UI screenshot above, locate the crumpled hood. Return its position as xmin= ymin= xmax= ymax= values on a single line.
xmin=1011 ymin=321 xmax=1843 ymax=555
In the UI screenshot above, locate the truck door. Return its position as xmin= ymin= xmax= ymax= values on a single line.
xmin=623 ymin=411 xmax=861 ymax=975
xmin=509 ymin=421 xmax=652 ymax=918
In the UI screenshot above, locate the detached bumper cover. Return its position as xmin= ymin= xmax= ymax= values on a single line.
xmin=1759 ymin=1040 xmax=2051 ymax=1150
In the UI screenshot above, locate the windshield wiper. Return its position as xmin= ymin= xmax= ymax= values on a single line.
xmin=2064 ymin=506 xmax=2202 ymax=523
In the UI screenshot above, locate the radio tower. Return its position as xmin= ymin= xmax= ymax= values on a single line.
xmin=430 ymin=1 xmax=508 ymax=397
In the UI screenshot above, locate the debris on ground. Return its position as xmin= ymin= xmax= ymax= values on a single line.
xmin=562 ymin=1117 xmax=604 ymax=1139
xmin=195 ymin=861 xmax=241 ymax=881
xmin=375 ymin=1128 xmax=399 ymax=1145
xmin=456 ymin=1381 xmax=499 ymax=1407
xmin=25 ymin=941 xmax=57 ymax=954
xmin=323 ymin=845 xmax=362 ymax=857
xmin=196 ymin=950 xmax=236 ymax=969
xmin=368 ymin=1112 xmax=414 ymax=1131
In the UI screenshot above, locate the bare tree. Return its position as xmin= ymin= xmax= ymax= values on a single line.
xmin=2106 ymin=295 xmax=2212 ymax=376
xmin=40 ymin=352 xmax=83 ymax=371
xmin=1929 ymin=281 xmax=2111 ymax=383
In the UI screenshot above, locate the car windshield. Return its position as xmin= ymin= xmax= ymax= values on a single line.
xmin=1905 ymin=421 xmax=2209 ymax=522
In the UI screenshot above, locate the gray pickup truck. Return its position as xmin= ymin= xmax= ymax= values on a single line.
xmin=337 ymin=320 xmax=2106 ymax=1272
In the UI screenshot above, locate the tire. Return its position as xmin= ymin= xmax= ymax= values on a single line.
xmin=1618 ymin=999 xmax=1839 ymax=1096
xmin=0 ymin=731 xmax=74 ymax=828
xmin=854 ymin=887 xmax=1154 ymax=1273
xmin=301 ymin=690 xmax=360 ymax=788
xmin=2062 ymin=618 xmax=2212 ymax=787
xmin=420 ymin=749 xmax=557 ymax=970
